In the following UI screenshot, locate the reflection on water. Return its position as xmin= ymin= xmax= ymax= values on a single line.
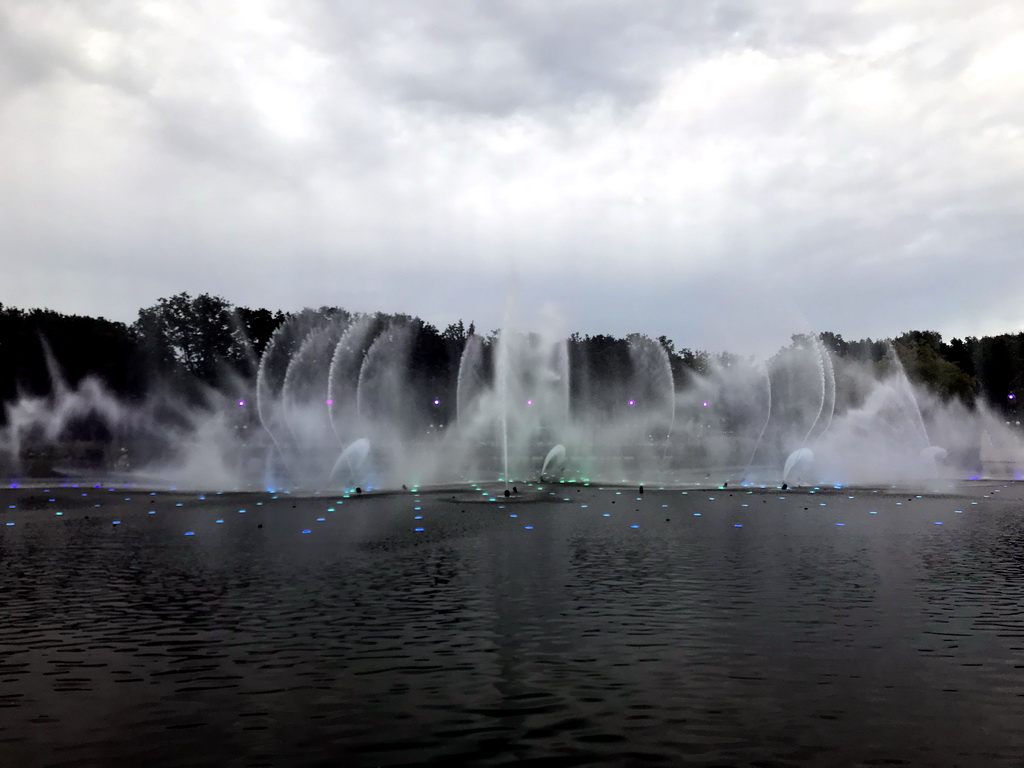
xmin=1 ymin=482 xmax=1023 ymax=766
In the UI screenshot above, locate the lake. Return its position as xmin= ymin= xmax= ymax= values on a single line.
xmin=2 ymin=479 xmax=1023 ymax=766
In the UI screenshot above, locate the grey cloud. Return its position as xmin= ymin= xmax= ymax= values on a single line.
xmin=1 ymin=0 xmax=1023 ymax=353
xmin=306 ymin=1 xmax=766 ymax=116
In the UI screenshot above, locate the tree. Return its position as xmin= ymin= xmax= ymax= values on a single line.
xmin=235 ymin=306 xmax=286 ymax=358
xmin=0 ymin=304 xmax=144 ymax=408
xmin=134 ymin=293 xmax=242 ymax=386
xmin=441 ymin=320 xmax=468 ymax=346
xmin=893 ymin=331 xmax=977 ymax=403
xmin=819 ymin=331 xmax=849 ymax=357
xmin=232 ymin=306 xmax=286 ymax=373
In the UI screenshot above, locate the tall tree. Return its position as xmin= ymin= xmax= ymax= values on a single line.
xmin=134 ymin=293 xmax=243 ymax=386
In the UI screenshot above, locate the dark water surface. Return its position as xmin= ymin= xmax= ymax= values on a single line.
xmin=2 ymin=480 xmax=1023 ymax=767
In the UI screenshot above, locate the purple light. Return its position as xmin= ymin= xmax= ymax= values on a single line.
xmin=325 ymin=399 xmax=333 ymax=405
xmin=628 ymin=399 xmax=635 ymax=406
xmin=237 ymin=400 xmax=245 ymax=407
xmin=1009 ymin=393 xmax=1016 ymax=401
xmin=433 ymin=399 xmax=440 ymax=405
xmin=702 ymin=401 xmax=709 ymax=407
xmin=526 ymin=399 xmax=533 ymax=405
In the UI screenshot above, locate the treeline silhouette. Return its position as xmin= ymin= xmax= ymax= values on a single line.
xmin=2 ymin=292 xmax=1023 ymax=429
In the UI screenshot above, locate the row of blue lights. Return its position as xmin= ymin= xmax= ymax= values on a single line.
xmin=0 ymin=482 xmax=1001 ymax=535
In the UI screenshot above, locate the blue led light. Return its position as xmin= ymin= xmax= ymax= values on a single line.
xmin=510 ymin=513 xmax=517 ymax=518
xmin=869 ymin=510 xmax=877 ymax=514
xmin=414 ymin=515 xmax=423 ymax=519
xmin=734 ymin=524 xmax=743 ymax=527
xmin=415 ymin=527 xmax=425 ymax=532
xmin=836 ymin=523 xmax=844 ymax=526
xmin=302 ymin=529 xmax=312 ymax=534
xmin=934 ymin=521 xmax=943 ymax=525
xmin=524 ymin=525 xmax=534 ymax=530
xmin=112 ymin=520 xmax=120 ymax=525
xmin=5 ymin=522 xmax=14 ymax=526
xmin=316 ymin=517 xmax=325 ymax=521
xmin=630 ymin=524 xmax=640 ymax=528
xmin=602 ymin=513 xmax=611 ymax=517
xmin=694 ymin=513 xmax=701 ymax=516
xmin=184 ymin=531 xmax=195 ymax=536
xmin=216 ymin=519 xmax=224 ymax=523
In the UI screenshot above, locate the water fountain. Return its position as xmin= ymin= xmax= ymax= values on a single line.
xmin=4 ymin=310 xmax=1024 ymax=489
xmin=780 ymin=334 xmax=836 ymax=485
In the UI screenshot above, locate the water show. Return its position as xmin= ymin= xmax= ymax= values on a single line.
xmin=5 ymin=1 xmax=1024 ymax=765
xmin=4 ymin=304 xmax=1022 ymax=493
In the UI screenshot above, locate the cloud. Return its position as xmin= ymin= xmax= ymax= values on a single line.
xmin=1 ymin=0 xmax=1022 ymax=354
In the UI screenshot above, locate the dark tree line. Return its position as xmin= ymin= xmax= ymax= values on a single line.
xmin=3 ymin=294 xmax=1024 ymax=429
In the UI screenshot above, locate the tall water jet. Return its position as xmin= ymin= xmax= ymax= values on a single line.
xmin=280 ymin=316 xmax=349 ymax=483
xmin=490 ymin=328 xmax=570 ymax=482
xmin=886 ymin=343 xmax=933 ymax=450
xmin=455 ymin=334 xmax=486 ymax=425
xmin=812 ymin=335 xmax=836 ymax=445
xmin=781 ymin=334 xmax=835 ymax=484
xmin=741 ymin=361 xmax=773 ymax=481
xmin=327 ymin=315 xmax=379 ymax=447
xmin=354 ymin=319 xmax=427 ymax=485
xmin=256 ymin=310 xmax=331 ymax=485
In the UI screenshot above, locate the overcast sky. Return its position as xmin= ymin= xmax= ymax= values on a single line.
xmin=2 ymin=0 xmax=1022 ymax=354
